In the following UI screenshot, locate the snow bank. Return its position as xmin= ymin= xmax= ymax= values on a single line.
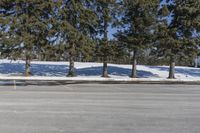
xmin=0 ymin=59 xmax=200 ymax=80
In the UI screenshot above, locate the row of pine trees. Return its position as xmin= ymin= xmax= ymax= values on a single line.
xmin=0 ymin=0 xmax=200 ymax=79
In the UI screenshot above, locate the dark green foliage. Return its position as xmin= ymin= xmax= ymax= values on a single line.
xmin=54 ymin=0 xmax=98 ymax=77
xmin=1 ymin=0 xmax=200 ymax=78
xmin=155 ymin=0 xmax=200 ymax=78
xmin=0 ymin=0 xmax=54 ymax=76
xmin=116 ymin=0 xmax=159 ymax=78
xmin=94 ymin=0 xmax=118 ymax=77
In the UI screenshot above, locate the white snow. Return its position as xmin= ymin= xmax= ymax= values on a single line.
xmin=0 ymin=59 xmax=200 ymax=81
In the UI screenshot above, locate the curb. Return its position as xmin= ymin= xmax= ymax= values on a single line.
xmin=0 ymin=77 xmax=200 ymax=85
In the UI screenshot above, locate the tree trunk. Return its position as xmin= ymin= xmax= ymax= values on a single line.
xmin=101 ymin=16 xmax=109 ymax=78
xmin=67 ymin=54 xmax=76 ymax=77
xmin=25 ymin=55 xmax=31 ymax=76
xmin=168 ymin=56 xmax=175 ymax=79
xmin=102 ymin=60 xmax=109 ymax=77
xmin=130 ymin=50 xmax=137 ymax=78
xmin=67 ymin=43 xmax=76 ymax=77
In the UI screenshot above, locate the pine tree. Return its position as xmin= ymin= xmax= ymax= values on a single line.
xmin=55 ymin=0 xmax=97 ymax=77
xmin=157 ymin=0 xmax=200 ymax=79
xmin=95 ymin=0 xmax=118 ymax=77
xmin=0 ymin=0 xmax=54 ymax=76
xmin=116 ymin=0 xmax=159 ymax=78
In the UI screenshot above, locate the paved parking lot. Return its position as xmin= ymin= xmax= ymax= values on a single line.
xmin=0 ymin=84 xmax=199 ymax=133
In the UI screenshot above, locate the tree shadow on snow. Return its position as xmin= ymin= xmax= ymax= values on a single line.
xmin=0 ymin=63 xmax=158 ymax=78
xmin=31 ymin=64 xmax=68 ymax=76
xmin=0 ymin=63 xmax=68 ymax=76
xmin=77 ymin=66 xmax=158 ymax=78
xmin=147 ymin=66 xmax=200 ymax=77
xmin=0 ymin=63 xmax=24 ymax=75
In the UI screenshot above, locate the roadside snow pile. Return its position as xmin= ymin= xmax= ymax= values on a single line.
xmin=0 ymin=59 xmax=200 ymax=80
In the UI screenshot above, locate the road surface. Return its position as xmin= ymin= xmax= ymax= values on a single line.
xmin=0 ymin=84 xmax=199 ymax=133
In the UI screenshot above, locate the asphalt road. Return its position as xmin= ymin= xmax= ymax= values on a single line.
xmin=0 ymin=84 xmax=199 ymax=133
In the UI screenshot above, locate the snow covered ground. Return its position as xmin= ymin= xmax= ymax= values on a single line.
xmin=0 ymin=59 xmax=200 ymax=80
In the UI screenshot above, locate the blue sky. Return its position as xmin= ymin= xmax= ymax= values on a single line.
xmin=108 ymin=26 xmax=118 ymax=39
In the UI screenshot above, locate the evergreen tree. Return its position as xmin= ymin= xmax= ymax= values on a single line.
xmin=0 ymin=0 xmax=54 ymax=76
xmin=157 ymin=0 xmax=200 ymax=79
xmin=95 ymin=0 xmax=118 ymax=77
xmin=55 ymin=0 xmax=97 ymax=77
xmin=116 ymin=0 xmax=159 ymax=78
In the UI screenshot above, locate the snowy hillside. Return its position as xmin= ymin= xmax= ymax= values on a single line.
xmin=0 ymin=59 xmax=200 ymax=80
